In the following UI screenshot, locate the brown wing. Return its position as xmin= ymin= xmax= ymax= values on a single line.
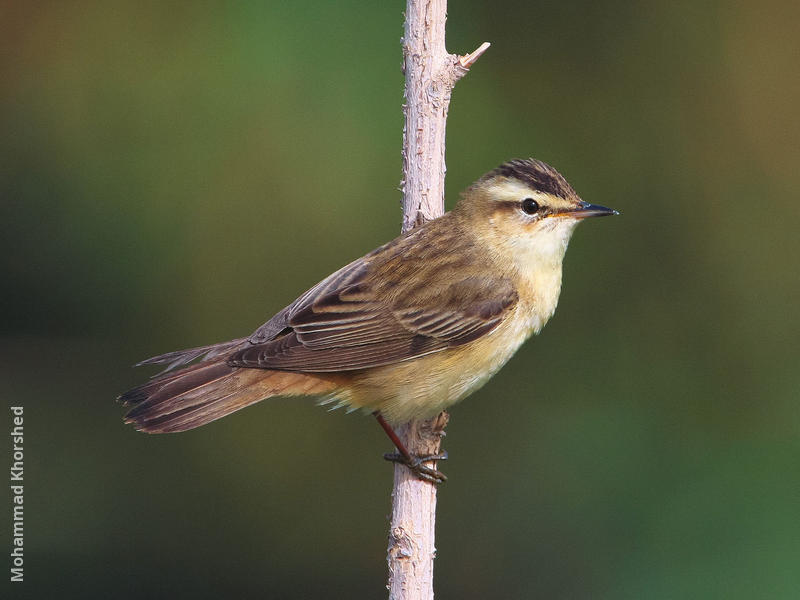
xmin=228 ymin=248 xmax=518 ymax=373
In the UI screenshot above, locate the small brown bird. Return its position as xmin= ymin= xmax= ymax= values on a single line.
xmin=120 ymin=159 xmax=617 ymax=482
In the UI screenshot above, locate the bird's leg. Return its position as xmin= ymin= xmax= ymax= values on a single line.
xmin=374 ymin=412 xmax=448 ymax=484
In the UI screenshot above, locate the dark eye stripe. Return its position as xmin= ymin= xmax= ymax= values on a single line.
xmin=492 ymin=199 xmax=575 ymax=222
xmin=493 ymin=199 xmax=549 ymax=215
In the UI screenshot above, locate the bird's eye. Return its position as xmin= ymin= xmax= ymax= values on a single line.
xmin=521 ymin=198 xmax=539 ymax=215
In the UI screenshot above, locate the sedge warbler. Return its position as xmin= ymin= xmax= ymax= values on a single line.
xmin=120 ymin=158 xmax=617 ymax=482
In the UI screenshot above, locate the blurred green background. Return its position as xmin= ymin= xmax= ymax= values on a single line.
xmin=2 ymin=1 xmax=799 ymax=598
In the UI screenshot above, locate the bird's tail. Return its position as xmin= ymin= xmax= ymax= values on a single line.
xmin=119 ymin=360 xmax=343 ymax=433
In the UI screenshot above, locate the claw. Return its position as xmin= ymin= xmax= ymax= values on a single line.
xmin=384 ymin=451 xmax=448 ymax=484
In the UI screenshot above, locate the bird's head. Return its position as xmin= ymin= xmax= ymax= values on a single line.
xmin=455 ymin=158 xmax=618 ymax=268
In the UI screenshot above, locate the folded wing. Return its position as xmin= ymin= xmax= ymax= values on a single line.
xmin=229 ymin=262 xmax=518 ymax=372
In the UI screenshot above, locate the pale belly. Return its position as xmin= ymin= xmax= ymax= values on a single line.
xmin=341 ymin=303 xmax=545 ymax=424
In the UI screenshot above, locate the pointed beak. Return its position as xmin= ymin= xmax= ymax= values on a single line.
xmin=566 ymin=201 xmax=619 ymax=219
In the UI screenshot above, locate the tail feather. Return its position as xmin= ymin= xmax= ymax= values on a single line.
xmin=118 ymin=360 xmax=228 ymax=406
xmin=123 ymin=362 xmax=235 ymax=422
xmin=135 ymin=338 xmax=248 ymax=373
xmin=120 ymin=361 xmax=343 ymax=434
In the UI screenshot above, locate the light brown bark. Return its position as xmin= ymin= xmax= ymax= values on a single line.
xmin=388 ymin=1 xmax=489 ymax=598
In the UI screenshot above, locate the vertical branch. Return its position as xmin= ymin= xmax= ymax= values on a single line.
xmin=400 ymin=2 xmax=490 ymax=233
xmin=388 ymin=1 xmax=489 ymax=599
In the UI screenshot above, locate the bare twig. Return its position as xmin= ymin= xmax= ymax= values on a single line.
xmin=458 ymin=42 xmax=492 ymax=69
xmin=388 ymin=1 xmax=490 ymax=599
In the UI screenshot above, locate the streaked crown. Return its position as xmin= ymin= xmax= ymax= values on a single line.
xmin=479 ymin=158 xmax=579 ymax=201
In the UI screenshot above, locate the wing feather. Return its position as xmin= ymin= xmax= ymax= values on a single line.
xmin=228 ymin=224 xmax=519 ymax=372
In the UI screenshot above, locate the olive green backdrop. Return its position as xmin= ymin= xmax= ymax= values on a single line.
xmin=2 ymin=1 xmax=799 ymax=598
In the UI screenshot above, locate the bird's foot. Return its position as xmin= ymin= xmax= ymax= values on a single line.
xmin=383 ymin=450 xmax=448 ymax=484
